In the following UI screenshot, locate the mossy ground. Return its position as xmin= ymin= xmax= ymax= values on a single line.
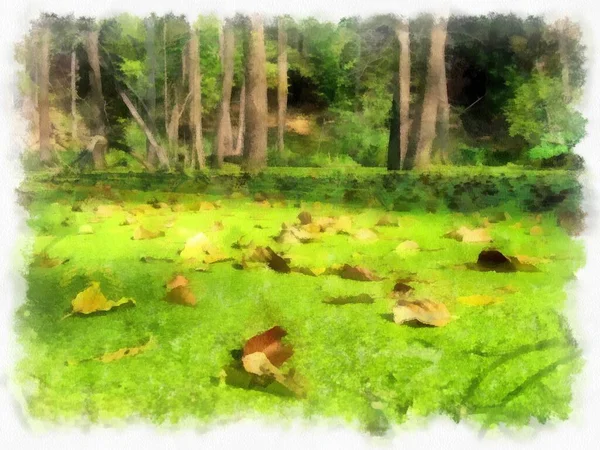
xmin=15 ymin=180 xmax=585 ymax=434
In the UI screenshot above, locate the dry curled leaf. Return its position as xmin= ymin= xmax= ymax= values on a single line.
xmin=445 ymin=226 xmax=492 ymax=243
xmin=33 ymin=252 xmax=69 ymax=268
xmin=339 ymin=264 xmax=382 ymax=282
xmin=68 ymin=336 xmax=156 ymax=366
xmin=458 ymin=295 xmax=503 ymax=306
xmin=291 ymin=266 xmax=326 ymax=277
xmin=393 ymin=299 xmax=451 ymax=327
xmin=166 ymin=274 xmax=189 ymax=290
xmin=65 ymin=282 xmax=135 ymax=317
xmin=133 ymin=225 xmax=164 ymax=240
xmin=297 ymin=211 xmax=312 ymax=225
xmin=120 ymin=215 xmax=137 ymax=226
xmin=323 ymin=294 xmax=374 ymax=305
xmin=164 ymin=285 xmax=196 ymax=306
xmin=243 ymin=326 xmax=293 ymax=368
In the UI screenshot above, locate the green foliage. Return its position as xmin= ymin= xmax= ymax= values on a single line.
xmin=194 ymin=15 xmax=222 ymax=115
xmin=528 ymin=141 xmax=569 ymax=161
xmin=505 ymin=74 xmax=587 ymax=151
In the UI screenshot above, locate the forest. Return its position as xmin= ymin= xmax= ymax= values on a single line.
xmin=16 ymin=12 xmax=586 ymax=172
xmin=13 ymin=11 xmax=589 ymax=435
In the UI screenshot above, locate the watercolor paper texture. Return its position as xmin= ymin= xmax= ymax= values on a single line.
xmin=3 ymin=0 xmax=599 ymax=446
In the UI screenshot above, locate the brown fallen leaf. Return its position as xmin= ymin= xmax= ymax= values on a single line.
xmin=197 ymin=201 xmax=217 ymax=211
xmin=375 ymin=215 xmax=398 ymax=227
xmin=323 ymin=294 xmax=374 ymax=305
xmin=514 ymin=254 xmax=551 ymax=265
xmin=140 ymin=256 xmax=175 ymax=263
xmin=133 ymin=225 xmax=165 ymax=240
xmin=291 ymin=266 xmax=327 ymax=277
xmin=244 ymin=246 xmax=291 ymax=273
xmin=392 ymin=281 xmax=413 ymax=296
xmin=166 ymin=274 xmax=189 ymax=290
xmin=297 ymin=211 xmax=312 ymax=225
xmin=33 ymin=252 xmax=69 ymax=268
xmin=469 ymin=249 xmax=540 ymax=273
xmin=243 ymin=326 xmax=293 ymax=367
xmin=164 ymin=285 xmax=196 ymax=306
xmin=530 ymin=225 xmax=544 ymax=236
xmin=95 ymin=204 xmax=122 ymax=218
xmin=64 ymin=282 xmax=135 ymax=318
xmin=274 ymin=224 xmax=315 ymax=244
xmin=458 ymin=295 xmax=503 ymax=306
xmin=67 ymin=335 xmax=156 ymax=366
xmin=393 ymin=299 xmax=451 ymax=327
xmin=339 ymin=264 xmax=383 ymax=282
xmin=120 ymin=215 xmax=137 ymax=226
xmin=445 ymin=226 xmax=492 ymax=243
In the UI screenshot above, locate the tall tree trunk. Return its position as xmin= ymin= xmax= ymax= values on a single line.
xmin=163 ymin=21 xmax=169 ymax=135
xmin=398 ymin=20 xmax=411 ymax=169
xmin=85 ymin=30 xmax=107 ymax=169
xmin=70 ymin=50 xmax=78 ymax=148
xmin=145 ymin=17 xmax=158 ymax=165
xmin=243 ymin=15 xmax=268 ymax=171
xmin=557 ymin=19 xmax=572 ymax=103
xmin=234 ymin=79 xmax=246 ymax=156
xmin=38 ymin=27 xmax=52 ymax=165
xmin=214 ymin=20 xmax=235 ymax=167
xmin=387 ymin=75 xmax=401 ymax=170
xmin=436 ymin=61 xmax=450 ymax=163
xmin=277 ymin=17 xmax=288 ymax=153
xmin=189 ymin=32 xmax=204 ymax=169
xmin=414 ymin=18 xmax=447 ymax=169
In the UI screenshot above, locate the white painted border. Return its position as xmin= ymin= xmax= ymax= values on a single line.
xmin=1 ymin=1 xmax=599 ymax=448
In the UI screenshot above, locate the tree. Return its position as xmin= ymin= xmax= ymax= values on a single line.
xmin=145 ymin=16 xmax=159 ymax=166
xmin=85 ymin=29 xmax=107 ymax=169
xmin=243 ymin=15 xmax=268 ymax=171
xmin=415 ymin=18 xmax=447 ymax=168
xmin=214 ymin=20 xmax=235 ymax=167
xmin=234 ymin=79 xmax=246 ymax=156
xmin=38 ymin=27 xmax=52 ymax=165
xmin=70 ymin=49 xmax=78 ymax=147
xmin=277 ymin=16 xmax=288 ymax=153
xmin=188 ymin=30 xmax=205 ymax=169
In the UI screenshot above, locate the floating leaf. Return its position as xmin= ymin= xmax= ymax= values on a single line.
xmin=164 ymin=285 xmax=196 ymax=306
xmin=33 ymin=252 xmax=69 ymax=268
xmin=396 ymin=240 xmax=420 ymax=253
xmin=243 ymin=246 xmax=291 ymax=273
xmin=78 ymin=225 xmax=94 ymax=235
xmin=297 ymin=211 xmax=312 ymax=225
xmin=458 ymin=295 xmax=503 ymax=306
xmin=339 ymin=264 xmax=383 ymax=282
xmin=445 ymin=226 xmax=492 ymax=243
xmin=66 ymin=282 xmax=135 ymax=317
xmin=323 ymin=294 xmax=374 ymax=305
xmin=468 ymin=249 xmax=540 ymax=273
xmin=393 ymin=299 xmax=451 ymax=327
xmin=243 ymin=326 xmax=293 ymax=368
xmin=376 ymin=215 xmax=398 ymax=227
xmin=68 ymin=336 xmax=156 ymax=366
xmin=353 ymin=228 xmax=378 ymax=241
xmin=180 ymin=233 xmax=211 ymax=259
xmin=530 ymin=225 xmax=544 ymax=236
xmin=166 ymin=275 xmax=189 ymax=290
xmin=133 ymin=225 xmax=164 ymax=240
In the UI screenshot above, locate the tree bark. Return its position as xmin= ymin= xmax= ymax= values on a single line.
xmin=214 ymin=20 xmax=235 ymax=167
xmin=414 ymin=18 xmax=447 ymax=169
xmin=145 ymin=17 xmax=158 ymax=165
xmin=398 ymin=20 xmax=411 ymax=169
xmin=39 ymin=27 xmax=52 ymax=165
xmin=277 ymin=16 xmax=288 ymax=153
xmin=234 ymin=79 xmax=246 ymax=156
xmin=85 ymin=30 xmax=107 ymax=169
xmin=243 ymin=15 xmax=268 ymax=171
xmin=163 ymin=21 xmax=169 ymax=135
xmin=70 ymin=50 xmax=78 ymax=148
xmin=189 ymin=32 xmax=205 ymax=169
xmin=119 ymin=90 xmax=170 ymax=169
xmin=436 ymin=59 xmax=450 ymax=163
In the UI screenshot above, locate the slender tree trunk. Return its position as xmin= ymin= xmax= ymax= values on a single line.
xmin=70 ymin=50 xmax=78 ymax=148
xmin=145 ymin=17 xmax=158 ymax=165
xmin=163 ymin=21 xmax=169 ymax=135
xmin=414 ymin=18 xmax=447 ymax=169
xmin=243 ymin=14 xmax=268 ymax=171
xmin=398 ymin=20 xmax=410 ymax=169
xmin=234 ymin=80 xmax=246 ymax=156
xmin=119 ymin=90 xmax=170 ymax=169
xmin=39 ymin=28 xmax=52 ymax=165
xmin=557 ymin=19 xmax=572 ymax=103
xmin=387 ymin=75 xmax=401 ymax=170
xmin=189 ymin=32 xmax=204 ymax=169
xmin=277 ymin=17 xmax=288 ymax=153
xmin=85 ymin=29 xmax=107 ymax=169
xmin=437 ymin=61 xmax=450 ymax=163
xmin=214 ymin=21 xmax=235 ymax=167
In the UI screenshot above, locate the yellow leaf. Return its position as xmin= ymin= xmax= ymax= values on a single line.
xmin=96 ymin=336 xmax=156 ymax=363
xmin=133 ymin=225 xmax=164 ymax=240
xmin=78 ymin=225 xmax=94 ymax=235
xmin=180 ymin=232 xmax=211 ymax=259
xmin=393 ymin=299 xmax=451 ymax=327
xmin=458 ymin=295 xmax=503 ymax=306
xmin=68 ymin=282 xmax=135 ymax=316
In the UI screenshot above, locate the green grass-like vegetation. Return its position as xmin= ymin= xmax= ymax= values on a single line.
xmin=15 ymin=180 xmax=584 ymax=434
